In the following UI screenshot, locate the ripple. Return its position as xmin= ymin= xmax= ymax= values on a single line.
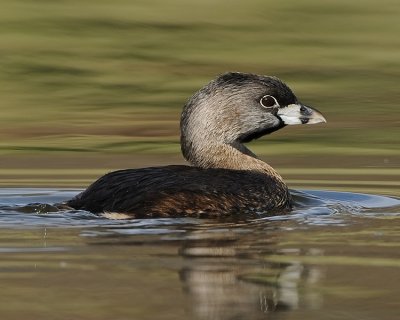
xmin=0 ymin=188 xmax=399 ymax=232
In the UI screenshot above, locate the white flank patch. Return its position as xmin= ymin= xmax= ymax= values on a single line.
xmin=101 ymin=212 xmax=132 ymax=220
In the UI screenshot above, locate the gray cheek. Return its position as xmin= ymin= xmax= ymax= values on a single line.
xmin=237 ymin=112 xmax=279 ymax=135
xmin=260 ymin=113 xmax=281 ymax=128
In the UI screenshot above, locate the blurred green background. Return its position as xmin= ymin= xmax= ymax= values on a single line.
xmin=0 ymin=0 xmax=399 ymax=193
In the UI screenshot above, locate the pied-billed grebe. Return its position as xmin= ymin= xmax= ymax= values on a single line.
xmin=66 ymin=72 xmax=326 ymax=218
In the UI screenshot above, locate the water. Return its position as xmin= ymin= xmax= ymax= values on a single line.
xmin=0 ymin=188 xmax=399 ymax=320
xmin=0 ymin=0 xmax=399 ymax=318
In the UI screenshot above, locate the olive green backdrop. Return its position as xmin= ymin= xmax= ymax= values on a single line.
xmin=0 ymin=0 xmax=398 ymax=192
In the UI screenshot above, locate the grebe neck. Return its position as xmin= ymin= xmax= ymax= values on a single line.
xmin=181 ymin=136 xmax=285 ymax=184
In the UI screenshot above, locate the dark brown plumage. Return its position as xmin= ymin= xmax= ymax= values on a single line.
xmin=66 ymin=72 xmax=326 ymax=218
xmin=67 ymin=166 xmax=290 ymax=218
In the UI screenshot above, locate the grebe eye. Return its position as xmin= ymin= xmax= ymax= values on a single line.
xmin=260 ymin=95 xmax=279 ymax=108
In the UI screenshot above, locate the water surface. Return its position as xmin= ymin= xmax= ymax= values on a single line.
xmin=0 ymin=0 xmax=399 ymax=319
xmin=0 ymin=188 xmax=399 ymax=320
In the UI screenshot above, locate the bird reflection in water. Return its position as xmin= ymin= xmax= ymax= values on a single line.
xmin=178 ymin=228 xmax=324 ymax=319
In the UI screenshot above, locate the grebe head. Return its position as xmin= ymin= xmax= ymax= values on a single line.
xmin=181 ymin=72 xmax=326 ymax=166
